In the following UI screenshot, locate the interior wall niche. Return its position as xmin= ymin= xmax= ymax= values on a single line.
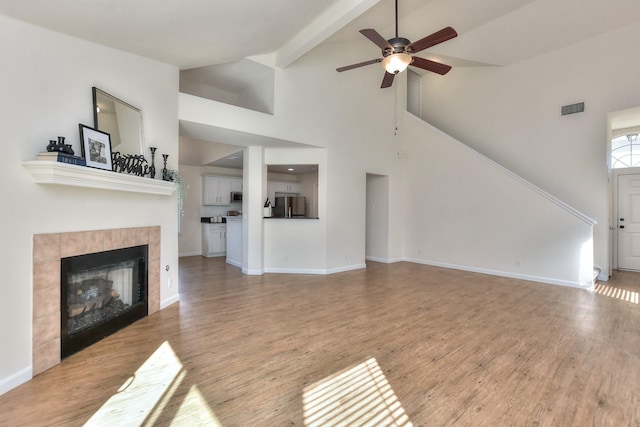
xmin=267 ymin=164 xmax=319 ymax=218
xmin=180 ymin=59 xmax=275 ymax=115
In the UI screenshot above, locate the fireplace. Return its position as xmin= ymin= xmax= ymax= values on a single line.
xmin=60 ymin=245 xmax=148 ymax=358
xmin=33 ymin=226 xmax=161 ymax=376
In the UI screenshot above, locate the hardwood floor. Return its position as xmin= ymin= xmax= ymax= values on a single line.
xmin=1 ymin=258 xmax=639 ymax=426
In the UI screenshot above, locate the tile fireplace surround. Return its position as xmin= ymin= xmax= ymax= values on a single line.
xmin=32 ymin=226 xmax=161 ymax=376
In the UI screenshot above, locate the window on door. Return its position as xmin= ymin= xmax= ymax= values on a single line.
xmin=611 ymin=133 xmax=640 ymax=168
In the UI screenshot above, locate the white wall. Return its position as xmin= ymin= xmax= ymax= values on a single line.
xmin=420 ymin=22 xmax=640 ymax=279
xmin=402 ymin=114 xmax=594 ymax=286
xmin=0 ymin=15 xmax=179 ymax=395
xmin=238 ymin=71 xmax=275 ymax=115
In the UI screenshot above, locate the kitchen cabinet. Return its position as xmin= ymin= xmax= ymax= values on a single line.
xmin=202 ymin=223 xmax=226 ymax=257
xmin=203 ymin=176 xmax=232 ymax=205
xmin=267 ymin=181 xmax=301 ymax=203
xmin=230 ymin=178 xmax=243 ymax=193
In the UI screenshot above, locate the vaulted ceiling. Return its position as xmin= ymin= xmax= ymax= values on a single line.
xmin=2 ymin=0 xmax=639 ymax=70
xmin=4 ymin=0 xmax=640 ymax=168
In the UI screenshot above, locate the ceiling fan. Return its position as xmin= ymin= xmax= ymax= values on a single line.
xmin=336 ymin=0 xmax=458 ymax=88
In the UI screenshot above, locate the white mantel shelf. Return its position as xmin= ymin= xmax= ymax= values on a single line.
xmin=22 ymin=161 xmax=176 ymax=196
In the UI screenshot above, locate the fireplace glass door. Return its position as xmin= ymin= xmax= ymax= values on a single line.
xmin=60 ymin=245 xmax=148 ymax=358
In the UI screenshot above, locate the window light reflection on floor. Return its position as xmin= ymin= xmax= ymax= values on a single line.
xmin=594 ymin=283 xmax=639 ymax=304
xmin=170 ymin=384 xmax=223 ymax=426
xmin=303 ymin=357 xmax=413 ymax=427
xmin=84 ymin=341 xmax=222 ymax=426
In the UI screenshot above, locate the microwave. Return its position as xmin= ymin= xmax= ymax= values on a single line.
xmin=231 ymin=192 xmax=242 ymax=202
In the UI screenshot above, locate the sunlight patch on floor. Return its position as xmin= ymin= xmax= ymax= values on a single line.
xmin=84 ymin=341 xmax=185 ymax=426
xmin=302 ymin=357 xmax=412 ymax=427
xmin=84 ymin=341 xmax=222 ymax=426
xmin=594 ymin=283 xmax=639 ymax=304
xmin=170 ymin=384 xmax=222 ymax=426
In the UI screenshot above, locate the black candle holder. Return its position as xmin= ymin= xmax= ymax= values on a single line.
xmin=46 ymin=136 xmax=74 ymax=155
xmin=162 ymin=154 xmax=169 ymax=181
xmin=149 ymin=147 xmax=157 ymax=179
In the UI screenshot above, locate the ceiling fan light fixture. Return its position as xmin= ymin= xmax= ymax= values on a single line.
xmin=382 ymin=53 xmax=412 ymax=74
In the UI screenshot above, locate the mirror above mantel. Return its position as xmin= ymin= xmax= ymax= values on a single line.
xmin=92 ymin=87 xmax=144 ymax=157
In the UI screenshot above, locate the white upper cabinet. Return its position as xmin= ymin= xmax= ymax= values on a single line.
xmin=203 ymin=176 xmax=232 ymax=205
xmin=267 ymin=181 xmax=301 ymax=203
xmin=230 ymin=178 xmax=243 ymax=193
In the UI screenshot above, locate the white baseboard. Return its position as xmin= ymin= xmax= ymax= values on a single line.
xmin=404 ymin=257 xmax=590 ymax=289
xmin=263 ymin=267 xmax=327 ymax=274
xmin=325 ymin=263 xmax=367 ymax=274
xmin=0 ymin=366 xmax=32 ymax=396
xmin=179 ymin=251 xmax=202 ymax=257
xmin=264 ymin=263 xmax=366 ymax=275
xmin=160 ymin=294 xmax=180 ymax=309
xmin=365 ymin=256 xmax=403 ymax=264
xmin=226 ymin=259 xmax=242 ymax=269
xmin=242 ymin=267 xmax=264 ymax=275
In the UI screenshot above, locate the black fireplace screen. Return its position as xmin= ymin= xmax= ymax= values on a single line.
xmin=60 ymin=245 xmax=148 ymax=358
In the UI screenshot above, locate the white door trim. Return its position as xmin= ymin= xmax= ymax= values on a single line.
xmin=612 ymin=168 xmax=640 ymax=270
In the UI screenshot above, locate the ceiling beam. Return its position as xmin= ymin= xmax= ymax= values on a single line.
xmin=272 ymin=0 xmax=381 ymax=68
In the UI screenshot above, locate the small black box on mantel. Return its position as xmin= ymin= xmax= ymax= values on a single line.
xmin=561 ymin=102 xmax=585 ymax=116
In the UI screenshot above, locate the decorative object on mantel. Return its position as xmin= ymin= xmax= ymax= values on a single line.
xmin=37 ymin=151 xmax=86 ymax=166
xmin=46 ymin=136 xmax=75 ymax=155
xmin=79 ymin=124 xmax=113 ymax=171
xmin=149 ymin=147 xmax=157 ymax=179
xmin=162 ymin=154 xmax=169 ymax=181
xmin=93 ymin=87 xmax=144 ymax=159
xmin=165 ymin=168 xmax=186 ymax=217
xmin=111 ymin=152 xmax=149 ymax=177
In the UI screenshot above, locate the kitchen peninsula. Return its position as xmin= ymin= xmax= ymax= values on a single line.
xmin=225 ymin=216 xmax=242 ymax=267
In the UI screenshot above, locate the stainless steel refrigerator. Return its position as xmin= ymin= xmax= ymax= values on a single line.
xmin=274 ymin=196 xmax=306 ymax=217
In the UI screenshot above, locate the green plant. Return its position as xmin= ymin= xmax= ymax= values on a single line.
xmin=167 ymin=169 xmax=187 ymax=217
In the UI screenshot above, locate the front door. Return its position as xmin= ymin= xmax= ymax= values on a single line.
xmin=617 ymin=174 xmax=640 ymax=270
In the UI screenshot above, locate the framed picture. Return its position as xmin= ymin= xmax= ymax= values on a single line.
xmin=79 ymin=124 xmax=113 ymax=171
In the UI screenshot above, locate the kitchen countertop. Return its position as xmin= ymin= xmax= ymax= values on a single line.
xmin=201 ymin=217 xmax=226 ymax=223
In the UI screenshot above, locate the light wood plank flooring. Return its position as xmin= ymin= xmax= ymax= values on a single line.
xmin=1 ymin=258 xmax=639 ymax=426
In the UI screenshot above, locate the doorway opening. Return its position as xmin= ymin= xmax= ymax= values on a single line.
xmin=365 ymin=174 xmax=390 ymax=262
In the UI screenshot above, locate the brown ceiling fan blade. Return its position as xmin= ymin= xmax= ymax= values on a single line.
xmin=410 ymin=56 xmax=452 ymax=75
xmin=336 ymin=58 xmax=382 ymax=72
xmin=381 ymin=72 xmax=395 ymax=88
xmin=360 ymin=29 xmax=393 ymax=50
xmin=407 ymin=26 xmax=457 ymax=54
